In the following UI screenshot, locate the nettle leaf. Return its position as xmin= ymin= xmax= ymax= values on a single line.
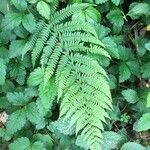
xmin=122 ymin=89 xmax=139 ymax=104
xmin=121 ymin=142 xmax=145 ymax=150
xmin=6 ymin=92 xmax=29 ymax=106
xmin=141 ymin=62 xmax=150 ymax=78
xmin=36 ymin=1 xmax=51 ymax=19
xmin=134 ymin=113 xmax=150 ymax=132
xmin=22 ymin=13 xmax=36 ymax=33
xmin=9 ymin=137 xmax=30 ymax=150
xmin=6 ymin=109 xmax=26 ymax=135
xmin=101 ymin=131 xmax=123 ymax=150
xmin=111 ymin=0 xmax=121 ymax=6
xmin=119 ymin=62 xmax=131 ymax=83
xmin=72 ymin=7 xmax=101 ymax=23
xmin=26 ymin=102 xmax=45 ymax=127
xmin=0 ymin=58 xmax=7 ymax=85
xmin=1 ymin=13 xmax=22 ymax=31
xmin=128 ymin=3 xmax=150 ymax=19
xmin=10 ymin=0 xmax=27 ymax=11
xmin=9 ymin=40 xmax=26 ymax=58
xmin=32 ymin=134 xmax=53 ymax=149
xmin=9 ymin=137 xmax=46 ymax=150
xmin=107 ymin=9 xmax=124 ymax=28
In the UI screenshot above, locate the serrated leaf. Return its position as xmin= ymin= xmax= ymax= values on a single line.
xmin=33 ymin=134 xmax=53 ymax=149
xmin=95 ymin=0 xmax=108 ymax=4
xmin=30 ymin=141 xmax=46 ymax=150
xmin=9 ymin=40 xmax=26 ymax=58
xmin=36 ymin=1 xmax=50 ymax=19
xmin=6 ymin=92 xmax=29 ymax=106
xmin=147 ymin=93 xmax=150 ymax=108
xmin=111 ymin=0 xmax=121 ymax=6
xmin=6 ymin=109 xmax=26 ymax=135
xmin=26 ymin=102 xmax=45 ymax=127
xmin=119 ymin=62 xmax=131 ymax=83
xmin=27 ymin=67 xmax=44 ymax=86
xmin=9 ymin=137 xmax=30 ymax=150
xmin=121 ymin=142 xmax=145 ymax=150
xmin=107 ymin=9 xmax=124 ymax=28
xmin=22 ymin=13 xmax=36 ymax=33
xmin=128 ymin=3 xmax=150 ymax=19
xmin=145 ymin=42 xmax=150 ymax=51
xmin=10 ymin=0 xmax=27 ymax=11
xmin=1 ymin=13 xmax=22 ymax=31
xmin=122 ymin=89 xmax=139 ymax=104
xmin=0 ymin=58 xmax=7 ymax=85
xmin=134 ymin=113 xmax=150 ymax=132
xmin=141 ymin=62 xmax=150 ymax=78
xmin=101 ymin=131 xmax=124 ymax=150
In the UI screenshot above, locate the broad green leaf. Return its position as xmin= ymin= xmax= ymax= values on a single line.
xmin=147 ymin=92 xmax=150 ymax=108
xmin=107 ymin=9 xmax=124 ymax=28
xmin=134 ymin=113 xmax=150 ymax=132
xmin=9 ymin=40 xmax=26 ymax=58
xmin=121 ymin=142 xmax=145 ymax=150
xmin=128 ymin=3 xmax=150 ymax=19
xmin=0 ymin=128 xmax=5 ymax=137
xmin=6 ymin=109 xmax=26 ymax=135
xmin=14 ymin=26 xmax=29 ymax=38
xmin=141 ymin=62 xmax=150 ymax=78
xmin=27 ymin=67 xmax=44 ymax=86
xmin=122 ymin=89 xmax=139 ymax=104
xmin=0 ymin=58 xmax=7 ymax=85
xmin=101 ymin=131 xmax=124 ymax=150
xmin=29 ymin=141 xmax=46 ymax=150
xmin=26 ymin=102 xmax=45 ymax=127
xmin=9 ymin=137 xmax=30 ymax=150
xmin=6 ymin=92 xmax=29 ymax=106
xmin=0 ymin=47 xmax=9 ymax=63
xmin=22 ymin=13 xmax=36 ymax=33
xmin=36 ymin=1 xmax=50 ymax=19
xmin=95 ymin=0 xmax=108 ymax=4
xmin=33 ymin=134 xmax=53 ymax=149
xmin=111 ymin=0 xmax=121 ymax=6
xmin=119 ymin=63 xmax=131 ymax=83
xmin=10 ymin=0 xmax=27 ymax=11
xmin=1 ymin=13 xmax=22 ymax=31
xmin=145 ymin=42 xmax=150 ymax=51
xmin=0 ymin=0 xmax=11 ymax=14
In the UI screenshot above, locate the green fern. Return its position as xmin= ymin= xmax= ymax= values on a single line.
xmin=25 ymin=3 xmax=112 ymax=149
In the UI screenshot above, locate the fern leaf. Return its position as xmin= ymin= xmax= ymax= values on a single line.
xmin=44 ymin=46 xmax=62 ymax=86
xmin=61 ymin=32 xmax=104 ymax=47
xmin=51 ymin=3 xmax=94 ymax=25
xmin=40 ymin=35 xmax=57 ymax=67
xmin=22 ymin=20 xmax=46 ymax=59
xmin=63 ymin=42 xmax=110 ymax=58
xmin=54 ymin=21 xmax=98 ymax=38
xmin=32 ymin=24 xmax=50 ymax=66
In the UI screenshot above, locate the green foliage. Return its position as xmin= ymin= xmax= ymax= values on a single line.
xmin=0 ymin=0 xmax=150 ymax=149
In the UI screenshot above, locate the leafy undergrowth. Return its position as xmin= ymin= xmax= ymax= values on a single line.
xmin=0 ymin=0 xmax=150 ymax=150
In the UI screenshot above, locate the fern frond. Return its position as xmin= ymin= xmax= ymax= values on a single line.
xmin=61 ymin=32 xmax=104 ymax=47
xmin=32 ymin=24 xmax=50 ymax=66
xmin=51 ymin=3 xmax=93 ymax=25
xmin=21 ymin=21 xmax=46 ymax=59
xmin=44 ymin=45 xmax=62 ymax=86
xmin=63 ymin=42 xmax=110 ymax=58
xmin=54 ymin=21 xmax=98 ymax=38
xmin=56 ymin=53 xmax=112 ymax=149
xmin=40 ymin=34 xmax=57 ymax=67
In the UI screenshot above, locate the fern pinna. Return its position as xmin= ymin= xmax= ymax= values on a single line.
xmin=23 ymin=2 xmax=112 ymax=150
